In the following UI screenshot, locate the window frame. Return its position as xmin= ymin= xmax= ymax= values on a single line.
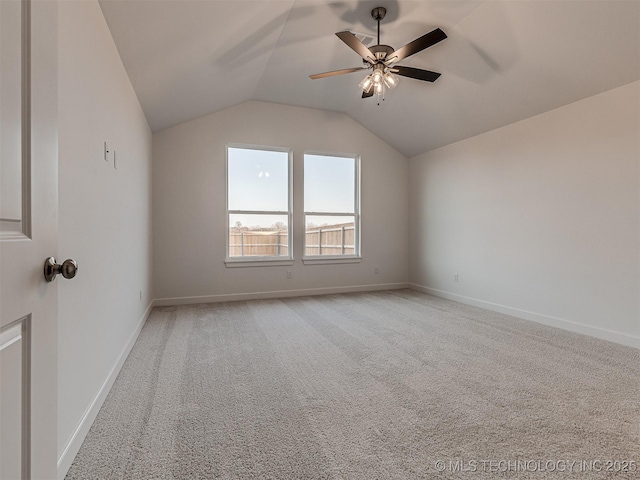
xmin=225 ymin=143 xmax=294 ymax=267
xmin=302 ymin=151 xmax=361 ymax=265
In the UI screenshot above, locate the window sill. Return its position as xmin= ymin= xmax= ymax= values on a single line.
xmin=302 ymin=256 xmax=362 ymax=265
xmin=225 ymin=258 xmax=294 ymax=268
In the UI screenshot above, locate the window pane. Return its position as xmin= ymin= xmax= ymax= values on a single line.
xmin=305 ymin=215 xmax=355 ymax=256
xmin=229 ymin=214 xmax=288 ymax=257
xmin=228 ymin=147 xmax=288 ymax=211
xmin=304 ymin=155 xmax=355 ymax=213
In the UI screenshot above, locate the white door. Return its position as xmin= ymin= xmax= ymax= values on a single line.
xmin=1 ymin=0 xmax=59 ymax=478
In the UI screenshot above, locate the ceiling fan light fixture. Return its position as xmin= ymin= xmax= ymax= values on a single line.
xmin=359 ymin=74 xmax=373 ymax=92
xmin=372 ymin=68 xmax=383 ymax=84
xmin=384 ymin=72 xmax=399 ymax=89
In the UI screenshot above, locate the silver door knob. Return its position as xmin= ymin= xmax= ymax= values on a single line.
xmin=44 ymin=257 xmax=78 ymax=282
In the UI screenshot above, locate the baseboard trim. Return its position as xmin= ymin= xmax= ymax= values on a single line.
xmin=154 ymin=282 xmax=409 ymax=307
xmin=408 ymin=283 xmax=639 ymax=349
xmin=57 ymin=301 xmax=154 ymax=480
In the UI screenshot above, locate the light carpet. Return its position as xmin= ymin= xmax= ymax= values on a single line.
xmin=66 ymin=290 xmax=639 ymax=479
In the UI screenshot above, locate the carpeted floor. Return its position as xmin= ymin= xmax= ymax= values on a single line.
xmin=66 ymin=290 xmax=639 ymax=479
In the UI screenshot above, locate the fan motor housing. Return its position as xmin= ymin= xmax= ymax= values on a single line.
xmin=370 ymin=44 xmax=394 ymax=61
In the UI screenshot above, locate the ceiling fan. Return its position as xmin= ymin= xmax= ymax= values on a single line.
xmin=309 ymin=6 xmax=447 ymax=103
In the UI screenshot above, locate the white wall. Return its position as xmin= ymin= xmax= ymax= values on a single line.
xmin=409 ymin=81 xmax=640 ymax=347
xmin=57 ymin=1 xmax=153 ymax=476
xmin=153 ymin=101 xmax=408 ymax=301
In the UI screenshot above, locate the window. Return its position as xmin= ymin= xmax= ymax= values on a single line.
xmin=226 ymin=145 xmax=292 ymax=263
xmin=304 ymin=153 xmax=360 ymax=260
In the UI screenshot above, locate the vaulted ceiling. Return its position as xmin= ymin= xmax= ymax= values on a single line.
xmin=99 ymin=0 xmax=640 ymax=158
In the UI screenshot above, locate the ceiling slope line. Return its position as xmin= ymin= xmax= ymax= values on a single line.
xmin=250 ymin=0 xmax=298 ymax=100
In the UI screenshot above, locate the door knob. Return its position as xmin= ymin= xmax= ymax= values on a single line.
xmin=44 ymin=257 xmax=78 ymax=282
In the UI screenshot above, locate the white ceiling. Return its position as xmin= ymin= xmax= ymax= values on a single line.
xmin=99 ymin=0 xmax=640 ymax=158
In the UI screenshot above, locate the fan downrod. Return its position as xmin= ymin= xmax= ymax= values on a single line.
xmin=371 ymin=7 xmax=386 ymax=46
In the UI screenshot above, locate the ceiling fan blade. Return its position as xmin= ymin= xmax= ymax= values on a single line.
xmin=362 ymin=89 xmax=374 ymax=98
xmin=394 ymin=65 xmax=441 ymax=82
xmin=309 ymin=67 xmax=368 ymax=79
xmin=389 ymin=28 xmax=447 ymax=63
xmin=336 ymin=31 xmax=376 ymax=62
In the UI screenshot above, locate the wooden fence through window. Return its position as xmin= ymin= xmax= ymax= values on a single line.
xmin=304 ymin=223 xmax=355 ymax=256
xmin=228 ymin=230 xmax=288 ymax=257
xmin=229 ymin=222 xmax=355 ymax=257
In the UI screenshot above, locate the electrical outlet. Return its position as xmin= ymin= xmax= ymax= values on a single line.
xmin=374 ymin=266 xmax=380 ymax=275
xmin=104 ymin=141 xmax=110 ymax=161
xmin=454 ymin=273 xmax=459 ymax=283
xmin=286 ymin=271 xmax=293 ymax=279
xmin=113 ymin=150 xmax=118 ymax=169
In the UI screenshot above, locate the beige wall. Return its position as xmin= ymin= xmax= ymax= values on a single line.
xmin=57 ymin=1 xmax=153 ymax=475
xmin=409 ymin=81 xmax=640 ymax=347
xmin=152 ymin=101 xmax=409 ymax=301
